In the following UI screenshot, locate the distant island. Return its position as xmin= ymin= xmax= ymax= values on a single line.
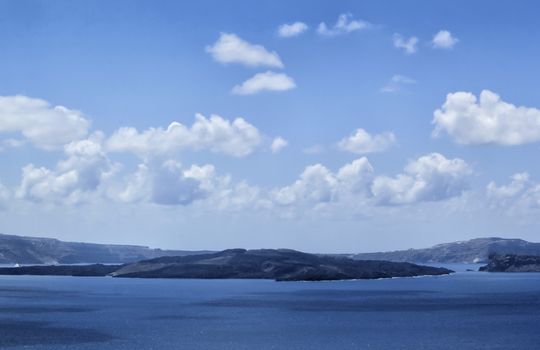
xmin=0 ymin=249 xmax=452 ymax=281
xmin=110 ymin=249 xmax=452 ymax=281
xmin=2 ymin=233 xmax=540 ymax=266
xmin=351 ymin=237 xmax=540 ymax=264
xmin=0 ymin=233 xmax=211 ymax=264
xmin=479 ymin=254 xmax=540 ymax=272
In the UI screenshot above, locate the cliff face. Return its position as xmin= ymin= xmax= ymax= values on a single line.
xmin=351 ymin=237 xmax=540 ymax=264
xmin=112 ymin=249 xmax=453 ymax=281
xmin=0 ymin=233 xmax=211 ymax=264
xmin=479 ymin=255 xmax=540 ymax=272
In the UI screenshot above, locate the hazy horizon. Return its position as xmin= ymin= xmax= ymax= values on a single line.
xmin=2 ymin=231 xmax=534 ymax=255
xmin=1 ymin=1 xmax=540 ymax=253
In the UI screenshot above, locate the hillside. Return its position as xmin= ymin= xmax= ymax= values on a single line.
xmin=351 ymin=237 xmax=540 ymax=264
xmin=0 ymin=233 xmax=211 ymax=264
xmin=479 ymin=255 xmax=540 ymax=272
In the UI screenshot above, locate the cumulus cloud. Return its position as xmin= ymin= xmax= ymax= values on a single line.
xmin=16 ymin=134 xmax=115 ymax=204
xmin=150 ymin=161 xmax=209 ymax=206
xmin=433 ymin=90 xmax=540 ymax=145
xmin=272 ymin=164 xmax=336 ymax=205
xmin=278 ymin=22 xmax=308 ymax=37
xmin=432 ymin=30 xmax=459 ymax=49
xmin=487 ymin=173 xmax=530 ymax=199
xmin=271 ymin=157 xmax=374 ymax=206
xmin=106 ymin=114 xmax=262 ymax=158
xmin=109 ymin=161 xmax=209 ymax=205
xmin=114 ymin=164 xmax=151 ymax=203
xmin=0 ymin=95 xmax=90 ymax=150
xmin=371 ymin=153 xmax=472 ymax=205
xmin=393 ymin=34 xmax=418 ymax=54
xmin=338 ymin=128 xmax=396 ymax=154
xmin=231 ymin=71 xmax=296 ymax=95
xmin=380 ymin=75 xmax=416 ymax=93
xmin=486 ymin=173 xmax=540 ymax=212
xmin=206 ymin=33 xmax=283 ymax=68
xmin=115 ymin=160 xmax=267 ymax=210
xmin=317 ymin=13 xmax=370 ymax=36
xmin=271 ymin=137 xmax=288 ymax=153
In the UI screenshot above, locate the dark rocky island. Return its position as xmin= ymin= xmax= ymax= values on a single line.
xmin=479 ymin=254 xmax=540 ymax=272
xmin=111 ymin=249 xmax=453 ymax=281
xmin=351 ymin=237 xmax=540 ymax=264
xmin=0 ymin=264 xmax=122 ymax=276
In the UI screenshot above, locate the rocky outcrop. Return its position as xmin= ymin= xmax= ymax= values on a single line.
xmin=479 ymin=255 xmax=540 ymax=272
xmin=112 ymin=249 xmax=453 ymax=281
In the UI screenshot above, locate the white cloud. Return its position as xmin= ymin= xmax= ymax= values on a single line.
xmin=272 ymin=164 xmax=336 ymax=205
xmin=338 ymin=128 xmax=396 ymax=154
xmin=16 ymin=134 xmax=115 ymax=204
xmin=211 ymin=181 xmax=268 ymax=212
xmin=106 ymin=114 xmax=262 ymax=158
xmin=114 ymin=160 xmax=268 ymax=211
xmin=432 ymin=30 xmax=458 ymax=49
xmin=111 ymin=161 xmax=210 ymax=206
xmin=271 ymin=157 xmax=374 ymax=206
xmin=487 ymin=173 xmax=530 ymax=199
xmin=433 ymin=90 xmax=540 ymax=145
xmin=231 ymin=71 xmax=296 ymax=95
xmin=371 ymin=153 xmax=472 ymax=205
xmin=150 ymin=161 xmax=209 ymax=206
xmin=271 ymin=137 xmax=288 ymax=153
xmin=486 ymin=173 xmax=540 ymax=213
xmin=182 ymin=164 xmax=270 ymax=211
xmin=206 ymin=33 xmax=283 ymax=68
xmin=393 ymin=34 xmax=418 ymax=54
xmin=317 ymin=13 xmax=370 ymax=36
xmin=380 ymin=75 xmax=416 ymax=93
xmin=278 ymin=22 xmax=308 ymax=37
xmin=0 ymin=95 xmax=90 ymax=150
xmin=336 ymin=158 xmax=376 ymax=195
xmin=115 ymin=164 xmax=151 ymax=203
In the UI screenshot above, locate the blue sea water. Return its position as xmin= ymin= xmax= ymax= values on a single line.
xmin=0 ymin=267 xmax=539 ymax=349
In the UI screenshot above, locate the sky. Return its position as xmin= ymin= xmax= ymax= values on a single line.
xmin=1 ymin=0 xmax=540 ymax=253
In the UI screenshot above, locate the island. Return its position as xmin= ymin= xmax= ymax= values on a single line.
xmin=0 ymin=232 xmax=211 ymax=265
xmin=350 ymin=237 xmax=540 ymax=264
xmin=0 ymin=264 xmax=122 ymax=276
xmin=0 ymin=249 xmax=453 ymax=281
xmin=111 ymin=248 xmax=453 ymax=281
xmin=479 ymin=254 xmax=540 ymax=272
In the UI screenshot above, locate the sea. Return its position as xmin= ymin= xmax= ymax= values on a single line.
xmin=0 ymin=264 xmax=539 ymax=349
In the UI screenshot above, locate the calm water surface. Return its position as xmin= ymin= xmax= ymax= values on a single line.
xmin=0 ymin=268 xmax=539 ymax=349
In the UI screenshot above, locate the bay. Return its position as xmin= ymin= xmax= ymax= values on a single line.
xmin=1 ymin=268 xmax=539 ymax=349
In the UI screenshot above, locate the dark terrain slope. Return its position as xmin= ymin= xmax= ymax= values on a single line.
xmin=112 ymin=248 xmax=453 ymax=281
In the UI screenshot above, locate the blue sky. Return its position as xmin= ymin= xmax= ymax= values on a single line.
xmin=1 ymin=0 xmax=540 ymax=252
